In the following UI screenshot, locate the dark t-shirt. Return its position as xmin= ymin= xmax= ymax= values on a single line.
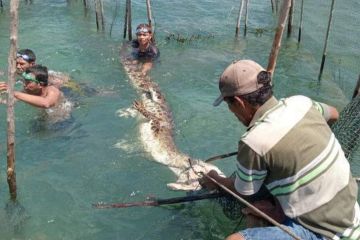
xmin=131 ymin=40 xmax=160 ymax=61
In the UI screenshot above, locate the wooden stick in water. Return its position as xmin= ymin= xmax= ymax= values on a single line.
xmin=235 ymin=0 xmax=245 ymax=37
xmin=270 ymin=0 xmax=275 ymax=13
xmin=318 ymin=0 xmax=336 ymax=81
xmin=127 ymin=0 xmax=132 ymax=41
xmin=146 ymin=0 xmax=155 ymax=42
xmin=267 ymin=0 xmax=292 ymax=75
xmin=244 ymin=0 xmax=249 ymax=36
xmin=297 ymin=0 xmax=304 ymax=43
xmin=7 ymin=0 xmax=20 ymax=201
xmin=93 ymin=192 xmax=224 ymax=209
xmin=205 ymin=151 xmax=238 ymax=163
xmin=123 ymin=0 xmax=128 ymax=39
xmin=287 ymin=0 xmax=294 ymax=37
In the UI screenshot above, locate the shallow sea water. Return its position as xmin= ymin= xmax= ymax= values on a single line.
xmin=0 ymin=0 xmax=359 ymax=239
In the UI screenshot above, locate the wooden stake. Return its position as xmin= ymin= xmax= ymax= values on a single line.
xmin=287 ymin=0 xmax=294 ymax=37
xmin=270 ymin=0 xmax=275 ymax=13
xmin=7 ymin=0 xmax=19 ymax=201
xmin=244 ymin=0 xmax=249 ymax=36
xmin=267 ymin=0 xmax=292 ymax=76
xmin=235 ymin=0 xmax=245 ymax=37
xmin=127 ymin=0 xmax=132 ymax=41
xmin=123 ymin=0 xmax=128 ymax=39
xmin=318 ymin=0 xmax=336 ymax=81
xmin=146 ymin=0 xmax=153 ymax=28
xmin=94 ymin=0 xmax=105 ymax=32
xmin=298 ymin=0 xmax=304 ymax=43
xmin=146 ymin=0 xmax=155 ymax=42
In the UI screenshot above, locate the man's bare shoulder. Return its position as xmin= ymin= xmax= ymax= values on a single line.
xmin=48 ymin=70 xmax=70 ymax=88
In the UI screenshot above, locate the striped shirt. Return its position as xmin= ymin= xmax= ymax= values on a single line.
xmin=235 ymin=95 xmax=360 ymax=239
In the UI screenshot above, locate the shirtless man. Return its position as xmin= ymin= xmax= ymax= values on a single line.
xmin=0 ymin=65 xmax=60 ymax=108
xmin=16 ymin=48 xmax=70 ymax=88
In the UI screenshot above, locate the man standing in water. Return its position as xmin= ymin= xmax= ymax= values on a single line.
xmin=0 ymin=65 xmax=60 ymax=109
xmin=200 ymin=59 xmax=359 ymax=240
xmin=130 ymin=23 xmax=160 ymax=75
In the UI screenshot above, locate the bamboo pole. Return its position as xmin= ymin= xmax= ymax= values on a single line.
xmin=298 ymin=0 xmax=304 ymax=43
xmin=287 ymin=0 xmax=294 ymax=37
xmin=127 ymin=0 xmax=132 ymax=41
xmin=244 ymin=0 xmax=249 ymax=36
xmin=267 ymin=0 xmax=292 ymax=76
xmin=235 ymin=0 xmax=245 ymax=37
xmin=7 ymin=0 xmax=19 ymax=201
xmin=123 ymin=0 xmax=128 ymax=39
xmin=318 ymin=0 xmax=336 ymax=81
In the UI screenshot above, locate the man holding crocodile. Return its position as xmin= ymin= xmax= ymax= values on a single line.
xmin=200 ymin=59 xmax=359 ymax=240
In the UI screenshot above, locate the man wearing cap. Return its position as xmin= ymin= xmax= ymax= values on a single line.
xmin=200 ymin=59 xmax=360 ymax=239
xmin=0 ymin=65 xmax=61 ymax=109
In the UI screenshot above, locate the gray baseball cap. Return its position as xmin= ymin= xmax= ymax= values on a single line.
xmin=213 ymin=60 xmax=266 ymax=106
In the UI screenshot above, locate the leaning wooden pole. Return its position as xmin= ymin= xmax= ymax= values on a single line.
xmin=146 ymin=0 xmax=153 ymax=28
xmin=7 ymin=0 xmax=19 ymax=201
xmin=267 ymin=0 xmax=292 ymax=75
xmin=298 ymin=0 xmax=304 ymax=43
xmin=318 ymin=0 xmax=336 ymax=81
xmin=235 ymin=0 xmax=245 ymax=37
xmin=127 ymin=0 xmax=132 ymax=41
xmin=244 ymin=0 xmax=249 ymax=36
xmin=123 ymin=0 xmax=128 ymax=39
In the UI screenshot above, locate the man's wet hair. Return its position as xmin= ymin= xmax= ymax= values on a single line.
xmin=17 ymin=49 xmax=36 ymax=63
xmin=26 ymin=65 xmax=48 ymax=86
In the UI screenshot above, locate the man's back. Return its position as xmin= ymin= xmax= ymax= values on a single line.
xmin=237 ymin=95 xmax=359 ymax=239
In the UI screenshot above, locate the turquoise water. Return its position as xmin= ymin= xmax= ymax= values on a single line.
xmin=0 ymin=0 xmax=359 ymax=239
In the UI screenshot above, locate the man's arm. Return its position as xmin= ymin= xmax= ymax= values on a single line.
xmin=14 ymin=88 xmax=59 ymax=108
xmin=200 ymin=170 xmax=237 ymax=193
xmin=313 ymin=101 xmax=339 ymax=125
